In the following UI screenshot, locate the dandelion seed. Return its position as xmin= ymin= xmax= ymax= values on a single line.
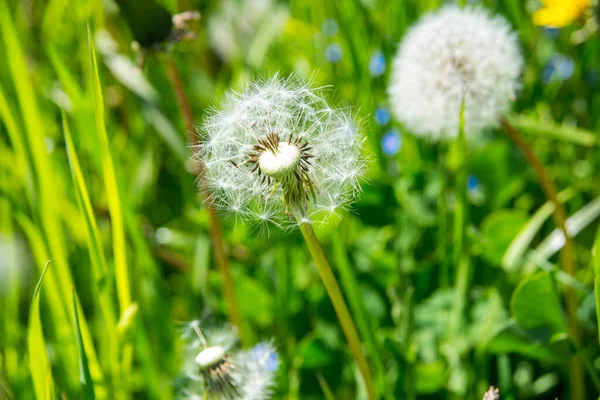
xmin=198 ymin=75 xmax=366 ymax=229
xmin=388 ymin=6 xmax=523 ymax=141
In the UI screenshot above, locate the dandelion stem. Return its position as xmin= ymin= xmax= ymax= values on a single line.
xmin=437 ymin=143 xmax=449 ymax=287
xmin=299 ymin=222 xmax=377 ymax=400
xmin=450 ymin=99 xmax=470 ymax=337
xmin=500 ymin=116 xmax=584 ymax=400
xmin=165 ymin=56 xmax=246 ymax=345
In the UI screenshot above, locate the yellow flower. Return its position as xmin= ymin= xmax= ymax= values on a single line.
xmin=533 ymin=0 xmax=590 ymax=27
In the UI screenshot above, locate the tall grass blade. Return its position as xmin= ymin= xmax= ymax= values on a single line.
xmin=0 ymin=0 xmax=103 ymax=386
xmin=87 ymin=24 xmax=132 ymax=315
xmin=27 ymin=261 xmax=53 ymax=400
xmin=72 ymin=291 xmax=96 ymax=400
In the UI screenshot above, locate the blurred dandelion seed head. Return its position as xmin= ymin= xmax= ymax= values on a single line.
xmin=208 ymin=0 xmax=287 ymax=64
xmin=482 ymin=386 xmax=500 ymax=400
xmin=198 ymin=76 xmax=366 ymax=229
xmin=179 ymin=320 xmax=278 ymax=399
xmin=388 ymin=6 xmax=523 ymax=140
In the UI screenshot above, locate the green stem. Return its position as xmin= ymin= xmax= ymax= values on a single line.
xmin=165 ymin=56 xmax=247 ymax=344
xmin=332 ymin=233 xmax=392 ymax=400
xmin=500 ymin=117 xmax=584 ymax=400
xmin=437 ymin=144 xmax=449 ymax=288
xmin=299 ymin=222 xmax=377 ymax=400
xmin=450 ymin=100 xmax=470 ymax=336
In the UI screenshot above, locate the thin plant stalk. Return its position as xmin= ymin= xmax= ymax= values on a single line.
xmin=450 ymin=100 xmax=470 ymax=336
xmin=165 ymin=56 xmax=245 ymax=343
xmin=298 ymin=222 xmax=377 ymax=400
xmin=500 ymin=117 xmax=584 ymax=400
xmin=437 ymin=143 xmax=449 ymax=287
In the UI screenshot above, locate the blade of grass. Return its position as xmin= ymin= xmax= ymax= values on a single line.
xmin=316 ymin=372 xmax=337 ymax=400
xmin=27 ymin=261 xmax=53 ymax=400
xmin=594 ymin=226 xmax=600 ymax=345
xmin=503 ymin=188 xmax=575 ymax=270
xmin=531 ymin=195 xmax=600 ymax=263
xmin=505 ymin=113 xmax=598 ymax=147
xmin=88 ymin=24 xmax=132 ymax=317
xmin=0 ymin=1 xmax=103 ymax=387
xmin=63 ymin=113 xmax=121 ymax=383
xmin=72 ymin=291 xmax=96 ymax=400
xmin=0 ymin=87 xmax=29 ymax=190
xmin=88 ymin=24 xmax=134 ymax=393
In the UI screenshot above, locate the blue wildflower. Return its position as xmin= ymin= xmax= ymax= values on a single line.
xmin=381 ymin=129 xmax=402 ymax=157
xmin=369 ymin=50 xmax=386 ymax=77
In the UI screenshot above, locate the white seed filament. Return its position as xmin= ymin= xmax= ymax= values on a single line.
xmin=258 ymin=142 xmax=301 ymax=179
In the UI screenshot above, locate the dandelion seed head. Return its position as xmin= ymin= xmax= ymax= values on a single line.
xmin=178 ymin=321 xmax=278 ymax=399
xmin=483 ymin=386 xmax=500 ymax=400
xmin=388 ymin=6 xmax=523 ymax=140
xmin=198 ymin=75 xmax=366 ymax=230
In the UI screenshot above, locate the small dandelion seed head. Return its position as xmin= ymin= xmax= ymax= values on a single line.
xmin=388 ymin=6 xmax=523 ymax=140
xmin=198 ymin=75 xmax=366 ymax=230
xmin=483 ymin=386 xmax=500 ymax=400
xmin=178 ymin=321 xmax=278 ymax=400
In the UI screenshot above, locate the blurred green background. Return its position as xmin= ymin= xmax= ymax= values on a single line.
xmin=1 ymin=0 xmax=600 ymax=399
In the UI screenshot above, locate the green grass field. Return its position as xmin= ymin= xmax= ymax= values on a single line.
xmin=1 ymin=0 xmax=600 ymax=399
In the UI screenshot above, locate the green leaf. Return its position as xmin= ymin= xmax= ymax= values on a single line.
xmin=481 ymin=210 xmax=529 ymax=266
xmin=27 ymin=261 xmax=53 ymax=400
xmin=414 ymin=361 xmax=446 ymax=394
xmin=72 ymin=291 xmax=95 ymax=400
xmin=511 ymin=271 xmax=568 ymax=341
xmin=488 ymin=321 xmax=567 ymax=363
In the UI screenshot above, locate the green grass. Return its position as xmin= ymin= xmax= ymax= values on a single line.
xmin=1 ymin=0 xmax=600 ymax=399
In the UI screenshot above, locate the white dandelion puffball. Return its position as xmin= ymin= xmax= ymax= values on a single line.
xmin=198 ymin=76 xmax=366 ymax=229
xmin=388 ymin=6 xmax=523 ymax=140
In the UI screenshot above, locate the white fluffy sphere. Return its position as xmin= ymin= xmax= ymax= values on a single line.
xmin=198 ymin=76 xmax=366 ymax=230
xmin=388 ymin=6 xmax=523 ymax=140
